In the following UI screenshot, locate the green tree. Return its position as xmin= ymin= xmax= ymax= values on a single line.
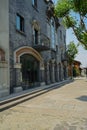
xmin=55 ymin=0 xmax=87 ymax=49
xmin=67 ymin=41 xmax=78 ymax=64
xmin=73 ymin=67 xmax=80 ymax=77
xmin=66 ymin=41 xmax=78 ymax=77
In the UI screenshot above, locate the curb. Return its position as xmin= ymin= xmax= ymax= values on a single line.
xmin=0 ymin=79 xmax=73 ymax=112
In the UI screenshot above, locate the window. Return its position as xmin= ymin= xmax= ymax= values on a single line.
xmin=32 ymin=0 xmax=37 ymax=8
xmin=34 ymin=29 xmax=38 ymax=45
xmin=16 ymin=14 xmax=24 ymax=32
xmin=51 ymin=19 xmax=55 ymax=49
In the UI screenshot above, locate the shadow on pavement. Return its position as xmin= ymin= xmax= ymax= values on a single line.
xmin=76 ymin=95 xmax=87 ymax=102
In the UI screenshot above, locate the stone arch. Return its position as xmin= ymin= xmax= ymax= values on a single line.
xmin=13 ymin=46 xmax=44 ymax=89
xmin=0 ymin=48 xmax=5 ymax=61
xmin=14 ymin=46 xmax=43 ymax=63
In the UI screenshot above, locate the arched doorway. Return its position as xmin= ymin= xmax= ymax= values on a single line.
xmin=14 ymin=46 xmax=43 ymax=90
xmin=20 ymin=54 xmax=39 ymax=87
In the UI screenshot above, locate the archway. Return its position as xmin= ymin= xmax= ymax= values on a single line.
xmin=14 ymin=46 xmax=42 ymax=63
xmin=14 ymin=46 xmax=43 ymax=89
xmin=20 ymin=54 xmax=39 ymax=87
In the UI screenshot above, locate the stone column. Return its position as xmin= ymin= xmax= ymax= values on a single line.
xmin=59 ymin=64 xmax=61 ymax=81
xmin=64 ymin=61 xmax=68 ymax=79
xmin=66 ymin=66 xmax=68 ymax=79
xmin=61 ymin=63 xmax=64 ymax=80
xmin=63 ymin=65 xmax=65 ymax=80
xmin=14 ymin=63 xmax=23 ymax=93
xmin=55 ymin=63 xmax=57 ymax=82
xmin=55 ymin=63 xmax=59 ymax=82
xmin=45 ymin=62 xmax=51 ymax=84
xmin=40 ymin=61 xmax=45 ymax=86
xmin=50 ymin=60 xmax=55 ymax=83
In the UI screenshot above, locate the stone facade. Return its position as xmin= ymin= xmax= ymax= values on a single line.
xmin=0 ymin=0 xmax=10 ymax=98
xmin=0 ymin=0 xmax=68 ymax=97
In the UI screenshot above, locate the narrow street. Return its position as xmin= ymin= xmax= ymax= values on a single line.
xmin=0 ymin=78 xmax=87 ymax=130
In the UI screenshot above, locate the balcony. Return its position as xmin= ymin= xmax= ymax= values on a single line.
xmin=32 ymin=33 xmax=50 ymax=51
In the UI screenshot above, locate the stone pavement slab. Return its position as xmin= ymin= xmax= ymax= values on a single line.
xmin=0 ymin=78 xmax=87 ymax=130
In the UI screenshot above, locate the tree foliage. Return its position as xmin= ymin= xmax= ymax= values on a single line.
xmin=66 ymin=41 xmax=78 ymax=64
xmin=73 ymin=67 xmax=80 ymax=77
xmin=55 ymin=0 xmax=87 ymax=49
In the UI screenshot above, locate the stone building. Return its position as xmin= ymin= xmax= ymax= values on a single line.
xmin=0 ymin=0 xmax=68 ymax=98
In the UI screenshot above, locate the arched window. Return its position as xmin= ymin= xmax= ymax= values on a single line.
xmin=0 ymin=48 xmax=5 ymax=61
xmin=32 ymin=20 xmax=40 ymax=45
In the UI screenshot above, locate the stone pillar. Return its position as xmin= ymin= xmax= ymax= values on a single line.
xmin=0 ymin=61 xmax=9 ymax=97
xmin=14 ymin=63 xmax=22 ymax=93
xmin=45 ymin=62 xmax=51 ymax=84
xmin=50 ymin=60 xmax=55 ymax=83
xmin=40 ymin=61 xmax=45 ymax=86
xmin=64 ymin=61 xmax=68 ymax=79
xmin=55 ymin=63 xmax=57 ymax=82
xmin=63 ymin=65 xmax=66 ymax=80
xmin=55 ymin=63 xmax=59 ymax=82
xmin=66 ymin=66 xmax=68 ymax=79
xmin=59 ymin=63 xmax=61 ymax=81
xmin=61 ymin=64 xmax=64 ymax=80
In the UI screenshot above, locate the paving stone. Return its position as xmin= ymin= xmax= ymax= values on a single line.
xmin=0 ymin=78 xmax=87 ymax=130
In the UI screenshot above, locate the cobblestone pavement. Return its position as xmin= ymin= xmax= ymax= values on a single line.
xmin=0 ymin=78 xmax=87 ymax=130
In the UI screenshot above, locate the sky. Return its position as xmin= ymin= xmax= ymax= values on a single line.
xmin=53 ymin=0 xmax=87 ymax=68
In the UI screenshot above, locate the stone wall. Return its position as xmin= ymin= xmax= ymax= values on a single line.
xmin=9 ymin=0 xmax=67 ymax=91
xmin=0 ymin=0 xmax=10 ymax=97
xmin=9 ymin=0 xmax=49 ymax=90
